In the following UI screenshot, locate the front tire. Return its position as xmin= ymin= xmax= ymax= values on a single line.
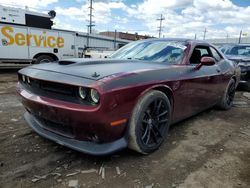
xmin=217 ymin=78 xmax=236 ymax=110
xmin=35 ymin=55 xmax=54 ymax=64
xmin=128 ymin=90 xmax=171 ymax=154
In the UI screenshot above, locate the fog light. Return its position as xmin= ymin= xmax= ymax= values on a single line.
xmin=78 ymin=87 xmax=87 ymax=99
xmin=90 ymin=89 xmax=100 ymax=103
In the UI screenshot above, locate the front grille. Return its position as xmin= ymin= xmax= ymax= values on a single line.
xmin=22 ymin=76 xmax=76 ymax=96
xmin=35 ymin=115 xmax=74 ymax=138
xmin=40 ymin=80 xmax=74 ymax=95
xmin=19 ymin=75 xmax=92 ymax=105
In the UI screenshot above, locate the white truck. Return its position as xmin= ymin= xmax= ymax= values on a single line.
xmin=0 ymin=5 xmax=128 ymax=65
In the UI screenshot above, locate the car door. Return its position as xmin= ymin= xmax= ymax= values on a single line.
xmin=173 ymin=44 xmax=222 ymax=121
xmin=209 ymin=46 xmax=229 ymax=96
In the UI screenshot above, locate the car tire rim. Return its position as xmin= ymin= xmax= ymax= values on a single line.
xmin=140 ymin=98 xmax=169 ymax=148
xmin=226 ymin=82 xmax=235 ymax=106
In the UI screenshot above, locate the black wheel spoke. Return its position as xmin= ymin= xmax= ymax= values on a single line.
xmin=158 ymin=110 xmax=168 ymax=118
xmin=158 ymin=118 xmax=168 ymax=123
xmin=152 ymin=124 xmax=162 ymax=138
xmin=153 ymin=100 xmax=158 ymax=114
xmin=145 ymin=128 xmax=151 ymax=145
xmin=151 ymin=128 xmax=159 ymax=143
xmin=142 ymin=124 xmax=149 ymax=141
xmin=145 ymin=111 xmax=151 ymax=118
xmin=156 ymin=100 xmax=162 ymax=114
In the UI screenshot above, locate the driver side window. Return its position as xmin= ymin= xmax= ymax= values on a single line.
xmin=190 ymin=46 xmax=210 ymax=64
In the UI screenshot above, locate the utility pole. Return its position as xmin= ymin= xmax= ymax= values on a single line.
xmin=194 ymin=33 xmax=197 ymax=40
xmin=203 ymin=28 xmax=207 ymax=40
xmin=239 ymin=30 xmax=242 ymax=44
xmin=226 ymin=33 xmax=229 ymax=43
xmin=87 ymin=0 xmax=95 ymax=34
xmin=157 ymin=14 xmax=165 ymax=38
xmin=114 ymin=29 xmax=117 ymax=49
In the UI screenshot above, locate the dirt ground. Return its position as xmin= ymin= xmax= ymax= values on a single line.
xmin=0 ymin=69 xmax=250 ymax=188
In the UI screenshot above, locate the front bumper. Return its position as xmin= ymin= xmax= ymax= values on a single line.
xmin=16 ymin=80 xmax=130 ymax=155
xmin=239 ymin=64 xmax=250 ymax=83
xmin=24 ymin=112 xmax=128 ymax=155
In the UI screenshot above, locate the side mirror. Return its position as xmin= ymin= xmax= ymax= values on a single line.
xmin=195 ymin=56 xmax=216 ymax=70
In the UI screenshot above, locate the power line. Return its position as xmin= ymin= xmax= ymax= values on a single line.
xmin=157 ymin=14 xmax=165 ymax=38
xmin=87 ymin=0 xmax=95 ymax=34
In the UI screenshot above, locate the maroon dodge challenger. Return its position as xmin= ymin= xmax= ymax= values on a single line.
xmin=16 ymin=39 xmax=240 ymax=155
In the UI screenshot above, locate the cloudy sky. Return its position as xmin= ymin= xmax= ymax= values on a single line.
xmin=1 ymin=0 xmax=250 ymax=39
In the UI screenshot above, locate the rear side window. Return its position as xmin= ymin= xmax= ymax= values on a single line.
xmin=210 ymin=47 xmax=223 ymax=62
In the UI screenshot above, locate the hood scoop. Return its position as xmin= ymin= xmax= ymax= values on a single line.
xmin=58 ymin=60 xmax=76 ymax=65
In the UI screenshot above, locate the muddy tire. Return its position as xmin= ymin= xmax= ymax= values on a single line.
xmin=217 ymin=78 xmax=236 ymax=110
xmin=128 ymin=90 xmax=171 ymax=154
xmin=35 ymin=55 xmax=54 ymax=64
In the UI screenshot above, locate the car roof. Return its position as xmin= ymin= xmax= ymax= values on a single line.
xmin=220 ymin=43 xmax=250 ymax=47
xmin=137 ymin=38 xmax=212 ymax=45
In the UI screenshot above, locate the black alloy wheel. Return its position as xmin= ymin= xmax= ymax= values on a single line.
xmin=216 ymin=78 xmax=236 ymax=110
xmin=128 ymin=90 xmax=171 ymax=154
xmin=226 ymin=81 xmax=236 ymax=106
xmin=140 ymin=99 xmax=169 ymax=147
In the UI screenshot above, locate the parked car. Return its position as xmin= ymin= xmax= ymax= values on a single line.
xmin=220 ymin=44 xmax=250 ymax=90
xmin=83 ymin=47 xmax=115 ymax=58
xmin=16 ymin=39 xmax=240 ymax=155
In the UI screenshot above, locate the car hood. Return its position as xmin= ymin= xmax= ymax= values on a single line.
xmin=28 ymin=58 xmax=169 ymax=81
xmin=226 ymin=55 xmax=250 ymax=63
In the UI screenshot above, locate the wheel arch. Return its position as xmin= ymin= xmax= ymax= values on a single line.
xmin=33 ymin=53 xmax=59 ymax=62
xmin=138 ymin=84 xmax=174 ymax=111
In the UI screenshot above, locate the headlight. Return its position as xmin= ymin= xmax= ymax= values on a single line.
xmin=27 ymin=77 xmax=31 ymax=84
xmin=78 ymin=87 xmax=87 ymax=99
xmin=21 ymin=75 xmax=26 ymax=82
xmin=90 ymin=89 xmax=100 ymax=103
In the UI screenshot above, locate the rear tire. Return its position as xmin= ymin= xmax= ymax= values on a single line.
xmin=128 ymin=90 xmax=171 ymax=154
xmin=35 ymin=55 xmax=54 ymax=64
xmin=217 ymin=78 xmax=236 ymax=110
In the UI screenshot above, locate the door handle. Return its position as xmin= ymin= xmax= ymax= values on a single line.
xmin=216 ymin=69 xmax=221 ymax=73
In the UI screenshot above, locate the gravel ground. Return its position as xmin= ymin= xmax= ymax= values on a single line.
xmin=0 ymin=70 xmax=250 ymax=188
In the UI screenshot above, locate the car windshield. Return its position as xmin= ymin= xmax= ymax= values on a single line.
xmin=110 ymin=40 xmax=187 ymax=64
xmin=225 ymin=45 xmax=250 ymax=56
